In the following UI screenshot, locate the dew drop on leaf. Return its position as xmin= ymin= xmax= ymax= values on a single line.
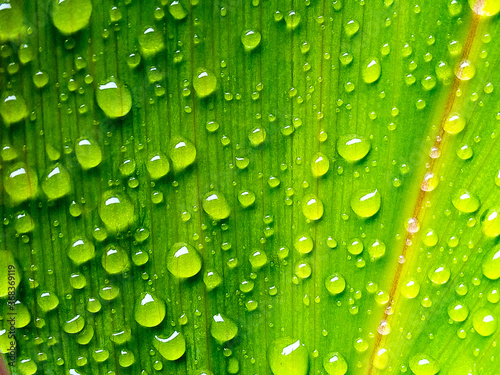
xmin=37 ymin=291 xmax=59 ymax=312
xmin=337 ymin=135 xmax=371 ymax=162
xmin=472 ymin=308 xmax=497 ymax=336
xmin=75 ymin=137 xmax=102 ymax=170
xmin=447 ymin=301 xmax=469 ymax=322
xmin=98 ymin=190 xmax=135 ymax=232
xmin=4 ymin=162 xmax=38 ymax=203
xmin=428 ymin=265 xmax=451 ymax=285
xmin=168 ymin=0 xmax=187 ymax=20
xmin=0 ymin=1 xmax=24 ymax=41
xmin=210 ymin=313 xmax=238 ymax=343
xmin=302 ymin=193 xmax=324 ymax=221
xmin=350 ymin=188 xmax=381 ymax=218
xmin=408 ymin=353 xmax=440 ymax=375
xmin=468 ymin=0 xmax=500 ymax=17
xmin=481 ymin=207 xmax=500 ymax=237
xmin=325 ymin=274 xmax=346 ymax=295
xmin=169 ymin=137 xmax=197 ymax=171
xmin=482 ymin=244 xmax=500 ymax=280
xmin=167 ymin=242 xmax=202 ymax=278
xmin=294 ymin=233 xmax=314 ymax=254
xmin=102 ymin=243 xmax=130 ymax=275
xmin=0 ymin=93 xmax=28 ymax=125
xmin=323 ymin=352 xmax=347 ymax=375
xmin=96 ymin=79 xmax=132 ymax=118
xmin=202 ymin=190 xmax=231 ymax=221
xmin=67 ymin=237 xmax=95 ymax=265
xmin=146 ymin=152 xmax=170 ymax=180
xmin=268 ymin=337 xmax=308 ymax=375
xmin=193 ymin=68 xmax=217 ymax=98
xmin=134 ymin=292 xmax=166 ymax=327
xmin=241 ymin=29 xmax=261 ymax=51
xmin=42 ymin=163 xmax=71 ymax=200
xmin=51 ymin=0 xmax=92 ymax=35
xmin=153 ymin=331 xmax=186 ymax=360
xmin=451 ymin=188 xmax=480 ymax=213
xmin=362 ymin=58 xmax=381 ymax=83
xmin=138 ymin=26 xmax=164 ymax=57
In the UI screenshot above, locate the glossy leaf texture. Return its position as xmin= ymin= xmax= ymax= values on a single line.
xmin=0 ymin=0 xmax=500 ymax=375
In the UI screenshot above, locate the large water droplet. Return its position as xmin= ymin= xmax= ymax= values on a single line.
xmin=325 ymin=274 xmax=346 ymax=295
xmin=472 ymin=308 xmax=497 ymax=336
xmin=409 ymin=353 xmax=440 ymax=375
xmin=167 ymin=242 xmax=202 ymax=278
xmin=75 ymin=137 xmax=102 ymax=169
xmin=302 ymin=193 xmax=324 ymax=221
xmin=482 ymin=244 xmax=500 ymax=280
xmin=98 ymin=190 xmax=135 ymax=232
xmin=481 ymin=207 xmax=500 ymax=237
xmin=362 ymin=58 xmax=381 ymax=83
xmin=4 ymin=163 xmax=38 ymax=203
xmin=203 ymin=191 xmax=231 ymax=221
xmin=323 ymin=352 xmax=347 ymax=375
xmin=51 ymin=0 xmax=92 ymax=35
xmin=210 ymin=313 xmax=238 ymax=343
xmin=96 ymin=79 xmax=132 ymax=118
xmin=138 ymin=26 xmax=165 ymax=57
xmin=241 ymin=29 xmax=261 ymax=51
xmin=102 ymin=243 xmax=130 ymax=274
xmin=193 ymin=68 xmax=217 ymax=98
xmin=146 ymin=152 xmax=170 ymax=179
xmin=268 ymin=337 xmax=308 ymax=375
xmin=468 ymin=0 xmax=500 ymax=16
xmin=452 ymin=188 xmax=480 ymax=213
xmin=42 ymin=164 xmax=71 ymax=200
xmin=169 ymin=137 xmax=196 ymax=171
xmin=134 ymin=292 xmax=166 ymax=327
xmin=0 ymin=1 xmax=24 ymax=41
xmin=0 ymin=93 xmax=27 ymax=125
xmin=67 ymin=237 xmax=95 ymax=265
xmin=153 ymin=331 xmax=186 ymax=360
xmin=350 ymin=188 xmax=381 ymax=218
xmin=337 ymin=135 xmax=371 ymax=162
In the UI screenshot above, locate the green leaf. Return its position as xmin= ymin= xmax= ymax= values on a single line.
xmin=0 ymin=0 xmax=500 ymax=374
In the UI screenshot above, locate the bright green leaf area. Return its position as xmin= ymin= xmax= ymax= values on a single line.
xmin=0 ymin=0 xmax=500 ymax=375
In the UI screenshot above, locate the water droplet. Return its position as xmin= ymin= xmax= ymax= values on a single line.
xmin=368 ymin=240 xmax=386 ymax=260
xmin=401 ymin=278 xmax=420 ymax=298
xmin=42 ymin=164 xmax=71 ymax=200
xmin=0 ymin=1 xmax=24 ymax=41
xmin=98 ymin=190 xmax=135 ymax=232
xmin=455 ymin=60 xmax=475 ymax=80
xmin=248 ymin=127 xmax=266 ymax=146
xmin=350 ymin=188 xmax=381 ymax=218
xmin=457 ymin=144 xmax=473 ymax=159
xmin=472 ymin=308 xmax=497 ymax=336
xmin=323 ymin=352 xmax=347 ymax=375
xmin=51 ymin=0 xmax=92 ymax=35
xmin=302 ymin=193 xmax=324 ymax=221
xmin=75 ymin=137 xmax=102 ymax=169
xmin=337 ymin=135 xmax=371 ymax=162
xmin=294 ymin=233 xmax=313 ymax=254
xmin=203 ymin=270 xmax=222 ymax=291
xmin=153 ymin=331 xmax=186 ymax=360
xmin=139 ymin=26 xmax=165 ymax=57
xmin=102 ymin=243 xmax=130 ymax=274
xmin=14 ymin=211 xmax=34 ymax=234
xmin=96 ymin=79 xmax=132 ymax=118
xmin=311 ymin=152 xmax=329 ymax=177
xmin=134 ymin=292 xmax=166 ymax=327
xmin=238 ymin=190 xmax=256 ymax=208
xmin=249 ymin=250 xmax=268 ymax=270
xmin=482 ymin=244 xmax=500 ymax=279
xmin=0 ymin=94 xmax=27 ymax=125
xmin=37 ymin=291 xmax=59 ymax=312
xmin=409 ymin=353 xmax=440 ymax=375
xmin=67 ymin=237 xmax=95 ymax=265
xmin=448 ymin=301 xmax=469 ymax=322
xmin=481 ymin=207 xmax=500 ymax=237
xmin=63 ymin=314 xmax=85 ymax=334
xmin=203 ymin=191 xmax=231 ymax=221
xmin=169 ymin=137 xmax=196 ymax=171
xmin=469 ymin=0 xmax=500 ymax=17
xmin=452 ymin=188 xmax=480 ymax=213
xmin=167 ymin=242 xmax=202 ymax=278
xmin=241 ymin=29 xmax=261 ymax=51
xmin=428 ymin=265 xmax=450 ymax=285
xmin=284 ymin=10 xmax=301 ymax=30
xmin=344 ymin=19 xmax=359 ymax=36
xmin=211 ymin=313 xmax=238 ymax=343
xmin=193 ymin=68 xmax=217 ymax=98
xmin=362 ymin=58 xmax=381 ymax=83
xmin=4 ymin=163 xmax=38 ymax=203
xmin=268 ymin=337 xmax=308 ymax=375
xmin=468 ymin=0 xmax=500 ymax=17
xmin=168 ymin=1 xmax=187 ymax=20
xmin=146 ymin=152 xmax=170 ymax=179
xmin=325 ymin=274 xmax=346 ymax=295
